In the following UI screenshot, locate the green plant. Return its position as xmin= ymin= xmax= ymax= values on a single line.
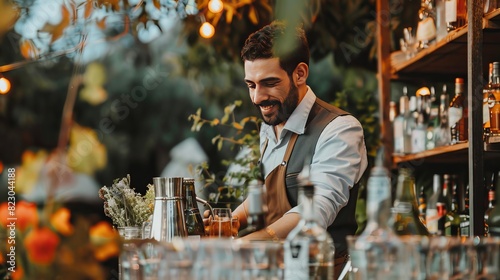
xmin=188 ymin=100 xmax=262 ymax=204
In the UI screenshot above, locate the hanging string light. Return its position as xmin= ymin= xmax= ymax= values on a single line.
xmin=199 ymin=22 xmax=215 ymax=39
xmin=208 ymin=0 xmax=224 ymax=13
xmin=0 ymin=75 xmax=11 ymax=94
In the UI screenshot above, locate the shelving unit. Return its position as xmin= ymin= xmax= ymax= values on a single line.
xmin=376 ymin=0 xmax=500 ymax=237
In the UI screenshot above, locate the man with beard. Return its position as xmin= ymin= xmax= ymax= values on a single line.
xmin=232 ymin=20 xmax=367 ymax=269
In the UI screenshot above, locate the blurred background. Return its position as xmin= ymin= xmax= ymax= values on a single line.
xmin=0 ymin=0 xmax=420 ymax=216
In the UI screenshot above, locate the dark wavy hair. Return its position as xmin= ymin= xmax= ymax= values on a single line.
xmin=241 ymin=21 xmax=310 ymax=76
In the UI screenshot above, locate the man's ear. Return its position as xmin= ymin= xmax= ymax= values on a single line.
xmin=294 ymin=62 xmax=308 ymax=86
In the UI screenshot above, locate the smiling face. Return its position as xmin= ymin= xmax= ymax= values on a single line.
xmin=244 ymin=58 xmax=301 ymax=126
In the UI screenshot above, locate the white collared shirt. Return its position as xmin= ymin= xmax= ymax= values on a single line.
xmin=260 ymin=87 xmax=368 ymax=228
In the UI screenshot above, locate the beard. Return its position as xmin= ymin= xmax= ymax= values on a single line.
xmin=255 ymin=82 xmax=299 ymax=126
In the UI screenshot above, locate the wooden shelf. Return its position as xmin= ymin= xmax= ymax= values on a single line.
xmin=393 ymin=143 xmax=469 ymax=165
xmin=390 ymin=8 xmax=500 ymax=79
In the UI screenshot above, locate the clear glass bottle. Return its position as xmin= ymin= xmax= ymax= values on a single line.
xmin=412 ymin=113 xmax=427 ymax=153
xmin=444 ymin=175 xmax=461 ymax=236
xmin=349 ymin=148 xmax=403 ymax=279
xmin=426 ymin=86 xmax=440 ymax=150
xmin=426 ymin=174 xmax=441 ymax=235
xmin=487 ymin=171 xmax=500 ymax=237
xmin=392 ymin=168 xmax=430 ymax=236
xmin=435 ymin=85 xmax=451 ymax=146
xmin=449 ymin=78 xmax=468 ymax=144
xmin=183 ymin=178 xmax=206 ymax=237
xmin=416 ymin=0 xmax=437 ymax=48
xmin=394 ymin=87 xmax=412 ymax=154
xmin=445 ymin=0 xmax=458 ymax=31
xmin=238 ymin=179 xmax=266 ymax=237
xmin=284 ymin=166 xmax=335 ymax=279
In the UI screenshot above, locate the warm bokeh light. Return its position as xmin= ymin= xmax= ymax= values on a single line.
xmin=208 ymin=0 xmax=224 ymax=13
xmin=416 ymin=86 xmax=430 ymax=96
xmin=199 ymin=22 xmax=215 ymax=39
xmin=0 ymin=77 xmax=10 ymax=94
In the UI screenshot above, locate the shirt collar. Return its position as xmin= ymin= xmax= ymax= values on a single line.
xmin=262 ymin=86 xmax=316 ymax=140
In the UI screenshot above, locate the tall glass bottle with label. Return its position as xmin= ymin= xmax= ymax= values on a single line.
xmin=392 ymin=168 xmax=430 ymax=235
xmin=488 ymin=62 xmax=500 ymax=135
xmin=183 ymin=178 xmax=206 ymax=237
xmin=435 ymin=85 xmax=451 ymax=147
xmin=426 ymin=174 xmax=441 ymax=235
xmin=459 ymin=184 xmax=470 ymax=237
xmin=449 ymin=78 xmax=468 ymax=144
xmin=284 ymin=165 xmax=335 ymax=279
xmin=349 ymin=148 xmax=403 ymax=280
xmin=444 ymin=176 xmax=461 ymax=236
xmin=426 ymin=86 xmax=440 ymax=150
xmin=483 ymin=62 xmax=499 ymax=133
xmin=394 ymin=87 xmax=412 ymax=154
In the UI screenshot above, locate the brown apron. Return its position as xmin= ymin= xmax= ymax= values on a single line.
xmin=262 ymin=133 xmax=297 ymax=226
xmin=261 ymin=132 xmax=349 ymax=279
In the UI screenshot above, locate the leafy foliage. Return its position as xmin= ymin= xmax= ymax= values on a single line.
xmin=189 ymin=101 xmax=261 ymax=204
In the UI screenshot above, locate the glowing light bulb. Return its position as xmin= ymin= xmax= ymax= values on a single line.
xmin=208 ymin=0 xmax=223 ymax=13
xmin=199 ymin=22 xmax=215 ymax=39
xmin=0 ymin=77 xmax=11 ymax=94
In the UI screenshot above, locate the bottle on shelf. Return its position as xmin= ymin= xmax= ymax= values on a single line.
xmin=238 ymin=179 xmax=267 ymax=237
xmin=418 ymin=185 xmax=427 ymax=224
xmin=485 ymin=171 xmax=497 ymax=235
xmin=487 ymin=62 xmax=500 ymax=136
xmin=392 ymin=168 xmax=430 ymax=236
xmin=393 ymin=86 xmax=412 ymax=154
xmin=435 ymin=85 xmax=451 ymax=147
xmin=487 ymin=171 xmax=500 ymax=237
xmin=389 ymin=101 xmax=397 ymax=122
xmin=412 ymin=89 xmax=429 ymax=153
xmin=446 ymin=0 xmax=467 ymax=31
xmin=348 ymin=147 xmax=403 ymax=279
xmin=484 ymin=0 xmax=498 ymax=14
xmin=416 ymin=0 xmax=437 ymax=48
xmin=426 ymin=86 xmax=440 ymax=150
xmin=435 ymin=0 xmax=448 ymax=41
xmin=444 ymin=175 xmax=461 ymax=236
xmin=426 ymin=174 xmax=441 ymax=235
xmin=449 ymin=78 xmax=468 ymax=144
xmin=284 ymin=163 xmax=335 ymax=279
xmin=459 ymin=184 xmax=470 ymax=237
xmin=483 ymin=62 xmax=498 ymax=133
xmin=183 ymin=178 xmax=206 ymax=237
xmin=437 ymin=174 xmax=452 ymax=235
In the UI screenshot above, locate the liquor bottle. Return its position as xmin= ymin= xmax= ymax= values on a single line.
xmin=418 ymin=185 xmax=427 ymax=224
xmin=284 ymin=164 xmax=335 ymax=279
xmin=426 ymin=86 xmax=440 ymax=150
xmin=445 ymin=0 xmax=458 ymax=32
xmin=394 ymin=87 xmax=412 ymax=154
xmin=392 ymin=168 xmax=430 ymax=235
xmin=389 ymin=101 xmax=397 ymax=122
xmin=449 ymin=78 xmax=468 ymax=144
xmin=459 ymin=184 xmax=470 ymax=237
xmin=349 ymin=148 xmax=403 ymax=279
xmin=485 ymin=172 xmax=497 ymax=235
xmin=488 ymin=62 xmax=500 ymax=135
xmin=444 ymin=176 xmax=460 ymax=236
xmin=437 ymin=174 xmax=452 ymax=235
xmin=416 ymin=0 xmax=437 ymax=48
xmin=487 ymin=171 xmax=500 ymax=237
xmin=435 ymin=85 xmax=451 ymax=147
xmin=483 ymin=62 xmax=498 ymax=132
xmin=412 ymin=112 xmax=427 ymax=153
xmin=238 ymin=180 xmax=266 ymax=237
xmin=446 ymin=0 xmax=467 ymax=31
xmin=183 ymin=178 xmax=206 ymax=237
xmin=426 ymin=174 xmax=441 ymax=235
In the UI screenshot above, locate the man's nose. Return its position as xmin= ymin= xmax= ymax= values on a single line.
xmin=252 ymin=85 xmax=267 ymax=105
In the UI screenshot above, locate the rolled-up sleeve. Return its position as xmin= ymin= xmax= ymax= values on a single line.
xmin=286 ymin=115 xmax=368 ymax=228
